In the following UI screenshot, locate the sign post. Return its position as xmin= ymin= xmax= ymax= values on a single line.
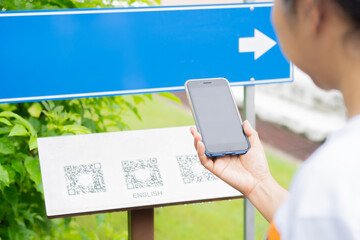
xmin=244 ymin=85 xmax=256 ymax=240
xmin=128 ymin=209 xmax=154 ymax=240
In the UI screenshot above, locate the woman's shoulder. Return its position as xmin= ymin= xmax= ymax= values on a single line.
xmin=306 ymin=114 xmax=360 ymax=167
xmin=285 ymin=115 xmax=360 ymax=218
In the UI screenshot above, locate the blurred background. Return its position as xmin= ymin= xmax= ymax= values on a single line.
xmin=0 ymin=0 xmax=347 ymax=239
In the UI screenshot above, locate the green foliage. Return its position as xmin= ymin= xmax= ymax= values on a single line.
xmin=157 ymin=92 xmax=182 ymax=104
xmin=0 ymin=0 xmax=160 ymax=11
xmin=0 ymin=95 xmax=152 ymax=239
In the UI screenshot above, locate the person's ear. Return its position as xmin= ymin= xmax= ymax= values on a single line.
xmin=297 ymin=0 xmax=324 ymax=36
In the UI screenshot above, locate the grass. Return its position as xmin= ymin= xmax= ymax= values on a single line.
xmin=74 ymin=94 xmax=299 ymax=240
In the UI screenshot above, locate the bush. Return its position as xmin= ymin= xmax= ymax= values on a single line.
xmin=0 ymin=0 xmax=160 ymax=11
xmin=0 ymin=95 xmax=153 ymax=239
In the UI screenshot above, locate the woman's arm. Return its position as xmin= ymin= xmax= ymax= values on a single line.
xmin=190 ymin=120 xmax=288 ymax=222
xmin=247 ymin=173 xmax=288 ymax=222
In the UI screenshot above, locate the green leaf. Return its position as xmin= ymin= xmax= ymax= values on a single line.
xmin=158 ymin=92 xmax=182 ymax=104
xmin=53 ymin=105 xmax=64 ymax=114
xmin=3 ymin=185 xmax=18 ymax=204
xmin=3 ymin=165 xmax=16 ymax=184
xmin=18 ymin=223 xmax=38 ymax=238
xmin=11 ymin=158 xmax=26 ymax=180
xmin=27 ymin=102 xmax=43 ymax=118
xmin=8 ymin=226 xmax=18 ymax=240
xmin=0 ymin=118 xmax=12 ymax=126
xmin=82 ymin=118 xmax=96 ymax=133
xmin=0 ymin=127 xmax=11 ymax=135
xmin=143 ymin=94 xmax=153 ymax=100
xmin=29 ymin=136 xmax=37 ymax=151
xmin=132 ymin=95 xmax=145 ymax=105
xmin=0 ymin=138 xmax=15 ymax=155
xmin=9 ymin=124 xmax=28 ymax=137
xmin=28 ymin=117 xmax=41 ymax=133
xmin=41 ymin=101 xmax=51 ymax=112
xmin=24 ymin=210 xmax=35 ymax=225
xmin=125 ymin=102 xmax=142 ymax=121
xmin=24 ymin=157 xmax=42 ymax=191
xmin=63 ymin=217 xmax=72 ymax=230
xmin=41 ymin=101 xmax=55 ymax=112
xmin=61 ymin=132 xmax=74 ymax=136
xmin=36 ymin=180 xmax=43 ymax=194
xmin=61 ymin=125 xmax=91 ymax=135
xmin=24 ymin=157 xmax=38 ymax=177
xmin=0 ymin=112 xmax=37 ymax=137
xmin=0 ymin=165 xmax=10 ymax=189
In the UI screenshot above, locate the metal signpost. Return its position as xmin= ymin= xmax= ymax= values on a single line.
xmin=0 ymin=3 xmax=293 ymax=240
xmin=244 ymin=86 xmax=256 ymax=240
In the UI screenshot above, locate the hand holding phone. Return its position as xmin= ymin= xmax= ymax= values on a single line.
xmin=190 ymin=121 xmax=270 ymax=196
xmin=191 ymin=122 xmax=288 ymax=222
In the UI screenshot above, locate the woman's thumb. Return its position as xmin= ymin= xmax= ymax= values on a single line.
xmin=243 ymin=120 xmax=261 ymax=147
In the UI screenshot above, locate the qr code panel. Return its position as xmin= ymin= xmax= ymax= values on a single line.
xmin=121 ymin=158 xmax=163 ymax=190
xmin=177 ymin=154 xmax=218 ymax=184
xmin=64 ymin=163 xmax=106 ymax=196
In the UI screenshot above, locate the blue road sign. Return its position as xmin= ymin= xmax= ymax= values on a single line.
xmin=0 ymin=3 xmax=293 ymax=103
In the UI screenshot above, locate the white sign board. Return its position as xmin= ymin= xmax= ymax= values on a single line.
xmin=37 ymin=126 xmax=242 ymax=218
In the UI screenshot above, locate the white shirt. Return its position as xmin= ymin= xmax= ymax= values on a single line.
xmin=274 ymin=115 xmax=360 ymax=240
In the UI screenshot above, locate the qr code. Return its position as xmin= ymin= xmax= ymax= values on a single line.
xmin=121 ymin=158 xmax=163 ymax=190
xmin=64 ymin=163 xmax=106 ymax=196
xmin=177 ymin=154 xmax=218 ymax=184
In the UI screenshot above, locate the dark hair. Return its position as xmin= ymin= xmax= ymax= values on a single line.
xmin=283 ymin=0 xmax=360 ymax=27
xmin=335 ymin=0 xmax=360 ymax=27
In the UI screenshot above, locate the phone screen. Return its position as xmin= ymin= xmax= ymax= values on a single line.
xmin=187 ymin=79 xmax=249 ymax=154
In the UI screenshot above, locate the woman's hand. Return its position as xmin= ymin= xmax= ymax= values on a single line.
xmin=190 ymin=120 xmax=271 ymax=198
xmin=191 ymin=120 xmax=288 ymax=222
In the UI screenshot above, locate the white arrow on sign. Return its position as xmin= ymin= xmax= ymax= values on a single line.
xmin=239 ymin=29 xmax=277 ymax=60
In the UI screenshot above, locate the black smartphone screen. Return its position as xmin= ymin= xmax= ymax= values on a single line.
xmin=186 ymin=78 xmax=249 ymax=155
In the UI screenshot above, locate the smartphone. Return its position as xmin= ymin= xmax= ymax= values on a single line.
xmin=185 ymin=78 xmax=250 ymax=157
